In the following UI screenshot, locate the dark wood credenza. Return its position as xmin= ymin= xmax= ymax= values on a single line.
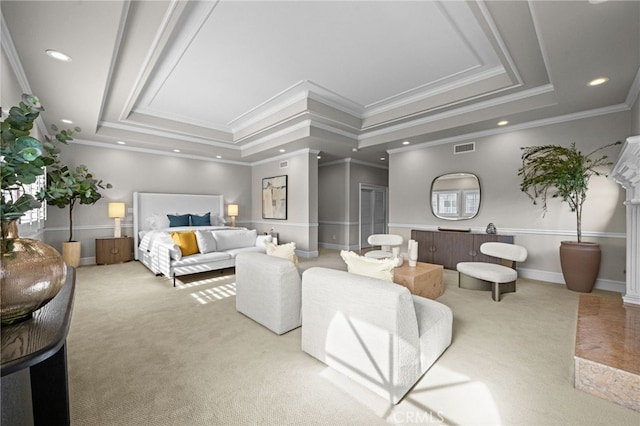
xmin=1 ymin=266 xmax=76 ymax=426
xmin=411 ymin=229 xmax=514 ymax=270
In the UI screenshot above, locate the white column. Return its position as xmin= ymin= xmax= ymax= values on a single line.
xmin=609 ymin=136 xmax=640 ymax=305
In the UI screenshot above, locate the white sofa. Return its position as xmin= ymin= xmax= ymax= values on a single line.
xmin=155 ymin=229 xmax=270 ymax=286
xmin=235 ymin=252 xmax=302 ymax=335
xmin=301 ymin=267 xmax=453 ymax=404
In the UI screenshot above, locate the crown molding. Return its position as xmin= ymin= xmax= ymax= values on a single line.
xmin=388 ymin=102 xmax=630 ymax=154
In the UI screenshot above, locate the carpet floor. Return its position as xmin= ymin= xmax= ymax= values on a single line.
xmin=67 ymin=250 xmax=639 ymax=425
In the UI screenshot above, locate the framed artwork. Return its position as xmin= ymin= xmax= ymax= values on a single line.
xmin=262 ymin=175 xmax=287 ymax=219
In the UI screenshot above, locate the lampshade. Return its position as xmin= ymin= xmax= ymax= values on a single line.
xmin=108 ymin=202 xmax=126 ymax=218
xmin=227 ymin=204 xmax=239 ymax=217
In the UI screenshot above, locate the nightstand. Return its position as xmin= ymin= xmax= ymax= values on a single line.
xmin=95 ymin=237 xmax=133 ymax=265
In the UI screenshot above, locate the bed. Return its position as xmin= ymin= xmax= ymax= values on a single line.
xmin=133 ymin=192 xmax=268 ymax=285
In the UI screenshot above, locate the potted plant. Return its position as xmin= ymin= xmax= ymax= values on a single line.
xmin=0 ymin=94 xmax=67 ymax=324
xmin=518 ymin=140 xmax=621 ymax=292
xmin=39 ymin=129 xmax=111 ymax=267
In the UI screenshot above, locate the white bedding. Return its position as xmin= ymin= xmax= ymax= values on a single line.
xmin=138 ymin=226 xmax=242 ymax=254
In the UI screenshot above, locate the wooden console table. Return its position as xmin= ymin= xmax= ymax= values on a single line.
xmin=1 ymin=266 xmax=76 ymax=426
xmin=411 ymin=229 xmax=514 ymax=270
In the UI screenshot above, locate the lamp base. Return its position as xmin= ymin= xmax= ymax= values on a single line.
xmin=114 ymin=218 xmax=122 ymax=238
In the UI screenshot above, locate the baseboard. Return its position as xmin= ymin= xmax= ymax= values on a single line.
xmin=295 ymin=249 xmax=319 ymax=259
xmin=518 ymin=268 xmax=625 ymax=294
xmin=318 ymin=242 xmax=360 ymax=251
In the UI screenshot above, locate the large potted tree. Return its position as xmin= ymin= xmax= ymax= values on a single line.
xmin=39 ymin=126 xmax=111 ymax=267
xmin=518 ymin=140 xmax=621 ymax=292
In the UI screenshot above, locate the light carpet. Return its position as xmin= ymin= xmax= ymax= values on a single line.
xmin=67 ymin=250 xmax=638 ymax=425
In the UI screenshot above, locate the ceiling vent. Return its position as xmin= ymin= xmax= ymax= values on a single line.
xmin=454 ymin=142 xmax=475 ymax=154
xmin=279 ymin=160 xmax=289 ymax=169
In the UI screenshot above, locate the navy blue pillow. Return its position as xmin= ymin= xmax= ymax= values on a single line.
xmin=167 ymin=214 xmax=190 ymax=227
xmin=190 ymin=212 xmax=211 ymax=226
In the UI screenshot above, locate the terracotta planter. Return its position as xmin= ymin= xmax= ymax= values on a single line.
xmin=559 ymin=241 xmax=601 ymax=293
xmin=62 ymin=241 xmax=81 ymax=268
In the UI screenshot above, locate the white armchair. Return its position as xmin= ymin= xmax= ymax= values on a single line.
xmin=364 ymin=234 xmax=403 ymax=259
xmin=301 ymin=267 xmax=453 ymax=404
xmin=456 ymin=242 xmax=528 ymax=302
xmin=235 ymin=252 xmax=302 ymax=334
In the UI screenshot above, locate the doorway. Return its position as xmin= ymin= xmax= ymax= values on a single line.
xmin=359 ymin=184 xmax=388 ymax=249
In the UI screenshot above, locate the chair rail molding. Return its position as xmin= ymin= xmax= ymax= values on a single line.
xmin=609 ymin=135 xmax=640 ymax=305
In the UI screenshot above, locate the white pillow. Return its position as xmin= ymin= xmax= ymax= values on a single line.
xmin=147 ymin=214 xmax=170 ymax=229
xmin=195 ymin=230 xmax=217 ymax=254
xmin=255 ymin=234 xmax=273 ymax=248
xmin=212 ymin=214 xmax=227 ymax=226
xmin=265 ymin=242 xmax=298 ymax=265
xmin=340 ymin=250 xmax=396 ymax=282
xmin=213 ymin=229 xmax=258 ymax=251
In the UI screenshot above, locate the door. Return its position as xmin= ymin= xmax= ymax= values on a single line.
xmin=360 ymin=185 xmax=388 ymax=249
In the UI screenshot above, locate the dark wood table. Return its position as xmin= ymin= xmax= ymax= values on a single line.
xmin=1 ymin=266 xmax=76 ymax=426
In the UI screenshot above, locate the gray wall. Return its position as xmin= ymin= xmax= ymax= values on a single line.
xmin=41 ymin=143 xmax=252 ymax=261
xmin=251 ymin=150 xmax=318 ymax=257
xmin=389 ymin=111 xmax=631 ymax=291
xmin=318 ymin=159 xmax=388 ymax=250
xmin=632 ymin=93 xmax=640 ymax=135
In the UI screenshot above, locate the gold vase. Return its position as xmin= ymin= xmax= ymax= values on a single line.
xmin=1 ymin=220 xmax=67 ymax=325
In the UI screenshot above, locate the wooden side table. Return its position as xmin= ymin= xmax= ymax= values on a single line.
xmin=394 ymin=261 xmax=444 ymax=299
xmin=96 ymin=236 xmax=133 ymax=265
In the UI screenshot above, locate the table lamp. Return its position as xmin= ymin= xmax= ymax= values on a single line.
xmin=227 ymin=204 xmax=238 ymax=227
xmin=108 ymin=202 xmax=126 ymax=237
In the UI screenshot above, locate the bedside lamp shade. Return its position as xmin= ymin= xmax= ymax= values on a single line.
xmin=108 ymin=202 xmax=126 ymax=237
xmin=227 ymin=204 xmax=239 ymax=227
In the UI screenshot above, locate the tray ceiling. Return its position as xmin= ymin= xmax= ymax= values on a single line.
xmin=1 ymin=0 xmax=638 ymax=165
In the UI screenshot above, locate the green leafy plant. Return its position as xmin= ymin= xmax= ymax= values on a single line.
xmin=518 ymin=141 xmax=621 ymax=242
xmin=39 ymin=128 xmax=111 ymax=242
xmin=1 ymin=94 xmax=51 ymax=221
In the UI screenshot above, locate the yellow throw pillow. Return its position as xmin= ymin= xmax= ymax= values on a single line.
xmin=265 ymin=241 xmax=299 ymax=266
xmin=340 ymin=250 xmax=396 ymax=282
xmin=171 ymin=231 xmax=199 ymax=257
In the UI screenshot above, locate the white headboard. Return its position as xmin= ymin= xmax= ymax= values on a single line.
xmin=133 ymin=192 xmax=224 ymax=254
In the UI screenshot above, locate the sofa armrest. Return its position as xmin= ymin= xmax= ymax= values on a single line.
xmin=412 ymin=295 xmax=453 ymax=373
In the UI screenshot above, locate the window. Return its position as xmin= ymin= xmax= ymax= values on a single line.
xmin=2 ymin=170 xmax=47 ymax=225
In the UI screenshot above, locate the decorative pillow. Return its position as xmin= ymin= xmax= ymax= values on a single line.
xmin=255 ymin=234 xmax=273 ymax=248
xmin=266 ymin=242 xmax=298 ymax=266
xmin=340 ymin=250 xmax=396 ymax=282
xmin=213 ymin=229 xmax=257 ymax=251
xmin=195 ymin=230 xmax=217 ymax=254
xmin=167 ymin=214 xmax=190 ymax=227
xmin=212 ymin=214 xmax=227 ymax=226
xmin=171 ymin=231 xmax=199 ymax=257
xmin=147 ymin=214 xmax=170 ymax=230
xmin=190 ymin=212 xmax=211 ymax=226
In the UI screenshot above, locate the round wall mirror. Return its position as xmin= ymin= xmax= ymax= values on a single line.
xmin=430 ymin=173 xmax=480 ymax=220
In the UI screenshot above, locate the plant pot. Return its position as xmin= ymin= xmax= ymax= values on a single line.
xmin=62 ymin=241 xmax=81 ymax=268
xmin=559 ymin=241 xmax=601 ymax=293
xmin=1 ymin=220 xmax=67 ymax=325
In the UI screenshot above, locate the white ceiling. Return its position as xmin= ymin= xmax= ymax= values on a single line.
xmin=2 ymin=0 xmax=639 ymax=166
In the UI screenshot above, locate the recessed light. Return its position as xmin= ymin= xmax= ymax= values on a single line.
xmin=497 ymin=120 xmax=509 ymax=126
xmin=402 ymin=141 xmax=410 ymax=145
xmin=317 ymin=155 xmax=322 ymax=159
xmin=173 ymin=149 xmax=180 ymax=153
xmin=117 ymin=141 xmax=126 ymax=145
xmin=61 ymin=119 xmax=73 ymax=124
xmin=279 ymin=149 xmax=286 ymax=153
xmin=587 ymin=77 xmax=609 ymax=86
xmin=352 ymin=148 xmax=358 ymax=152
xmin=216 ymin=155 xmax=222 ymax=159
xmin=45 ymin=49 xmax=72 ymax=62
xmin=380 ymin=157 xmax=386 ymax=161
